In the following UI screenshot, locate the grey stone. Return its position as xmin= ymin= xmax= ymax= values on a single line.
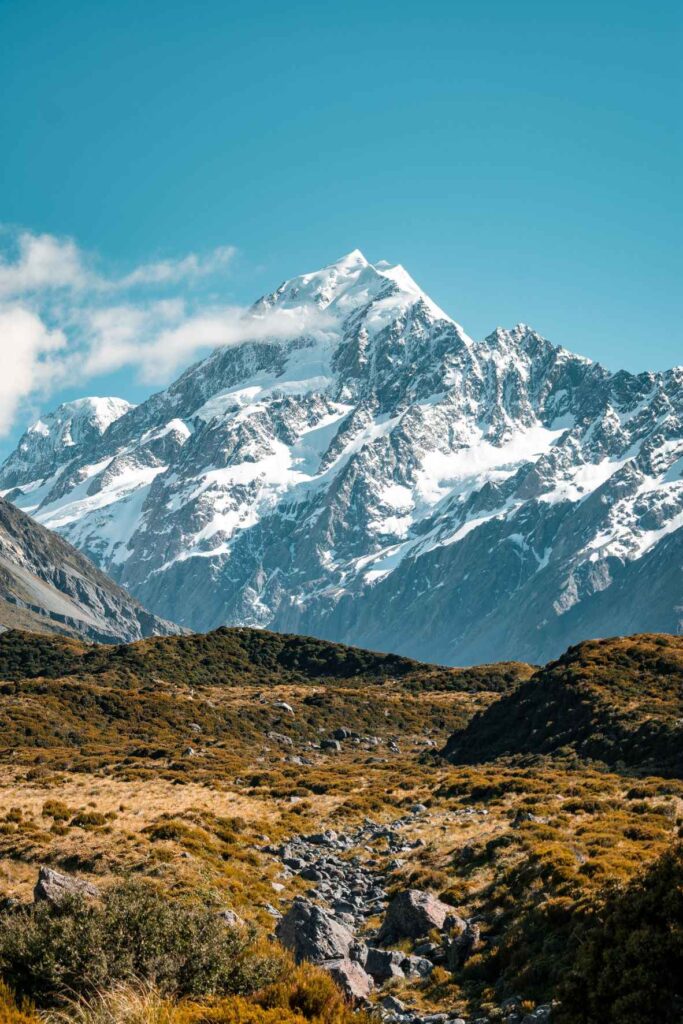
xmin=377 ymin=889 xmax=452 ymax=944
xmin=324 ymin=958 xmax=373 ymax=1002
xmin=276 ymin=898 xmax=353 ymax=963
xmin=365 ymin=946 xmax=406 ymax=983
xmin=34 ymin=867 xmax=100 ymax=905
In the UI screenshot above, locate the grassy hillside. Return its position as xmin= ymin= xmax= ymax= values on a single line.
xmin=0 ymin=625 xmax=532 ymax=690
xmin=443 ymin=633 xmax=683 ymax=776
xmin=0 ymin=627 xmax=680 ymax=1022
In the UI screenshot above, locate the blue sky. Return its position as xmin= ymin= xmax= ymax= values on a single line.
xmin=0 ymin=0 xmax=680 ymax=459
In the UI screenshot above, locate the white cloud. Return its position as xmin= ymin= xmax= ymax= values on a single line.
xmin=0 ymin=232 xmax=87 ymax=298
xmin=82 ymin=301 xmax=332 ymax=383
xmin=115 ymin=246 xmax=236 ymax=288
xmin=0 ymin=228 xmax=236 ymax=298
xmin=0 ymin=306 xmax=67 ymax=435
xmin=0 ymin=226 xmax=330 ymax=438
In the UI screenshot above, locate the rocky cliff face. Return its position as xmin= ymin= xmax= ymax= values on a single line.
xmin=0 ymin=496 xmax=179 ymax=642
xmin=1 ymin=250 xmax=681 ymax=662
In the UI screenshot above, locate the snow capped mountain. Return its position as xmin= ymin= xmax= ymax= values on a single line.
xmin=1 ymin=396 xmax=133 ymax=491
xmin=1 ymin=251 xmax=681 ymax=663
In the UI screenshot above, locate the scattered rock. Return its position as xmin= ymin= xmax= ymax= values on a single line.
xmin=34 ymin=867 xmax=100 ymax=905
xmin=324 ymin=958 xmax=374 ymax=1001
xmin=276 ymin=897 xmax=354 ymax=963
xmin=377 ymin=888 xmax=452 ymax=944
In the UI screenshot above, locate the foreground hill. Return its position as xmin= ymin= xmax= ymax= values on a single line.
xmin=0 ymin=624 xmax=531 ymax=688
xmin=2 ymin=251 xmax=681 ymax=665
xmin=443 ymin=633 xmax=683 ymax=776
xmin=0 ymin=496 xmax=178 ymax=643
xmin=0 ymin=627 xmax=680 ymax=1024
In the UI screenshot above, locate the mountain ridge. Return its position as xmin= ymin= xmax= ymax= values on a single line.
xmin=0 ymin=495 xmax=179 ymax=643
xmin=1 ymin=250 xmax=681 ymax=663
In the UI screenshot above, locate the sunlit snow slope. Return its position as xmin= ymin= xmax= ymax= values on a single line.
xmin=1 ymin=251 xmax=681 ymax=663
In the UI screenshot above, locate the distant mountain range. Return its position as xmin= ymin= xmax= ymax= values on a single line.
xmin=1 ymin=250 xmax=681 ymax=663
xmin=0 ymin=494 xmax=178 ymax=642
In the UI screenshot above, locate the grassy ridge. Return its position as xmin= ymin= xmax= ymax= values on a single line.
xmin=0 ymin=626 xmax=531 ymax=691
xmin=443 ymin=633 xmax=683 ymax=776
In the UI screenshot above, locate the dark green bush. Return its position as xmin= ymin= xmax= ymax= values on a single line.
xmin=557 ymin=844 xmax=683 ymax=1023
xmin=0 ymin=880 xmax=284 ymax=1007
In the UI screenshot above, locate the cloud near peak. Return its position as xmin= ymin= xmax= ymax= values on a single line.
xmin=0 ymin=228 xmax=237 ymax=299
xmin=0 ymin=228 xmax=318 ymax=438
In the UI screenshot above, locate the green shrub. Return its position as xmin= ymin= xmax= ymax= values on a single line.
xmin=0 ymin=880 xmax=285 ymax=1007
xmin=557 ymin=844 xmax=683 ymax=1023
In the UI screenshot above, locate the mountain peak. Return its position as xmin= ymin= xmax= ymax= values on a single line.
xmin=1 ymin=253 xmax=679 ymax=667
xmin=0 ymin=395 xmax=133 ymax=493
xmin=331 ymin=248 xmax=368 ymax=268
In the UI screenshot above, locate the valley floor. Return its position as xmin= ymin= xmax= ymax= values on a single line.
xmin=0 ymin=629 xmax=680 ymax=1023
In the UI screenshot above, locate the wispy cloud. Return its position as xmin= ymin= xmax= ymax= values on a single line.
xmin=0 ymin=228 xmax=237 ymax=299
xmin=0 ymin=306 xmax=68 ymax=435
xmin=81 ymin=300 xmax=330 ymax=383
xmin=0 ymin=227 xmax=324 ymax=437
xmin=114 ymin=246 xmax=236 ymax=288
xmin=0 ymin=231 xmax=86 ymax=298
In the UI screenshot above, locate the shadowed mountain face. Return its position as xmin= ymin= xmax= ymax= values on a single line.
xmin=0 ymin=497 xmax=179 ymax=643
xmin=1 ymin=251 xmax=681 ymax=664
xmin=442 ymin=633 xmax=683 ymax=776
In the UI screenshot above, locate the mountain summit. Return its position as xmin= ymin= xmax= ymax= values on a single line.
xmin=1 ymin=252 xmax=681 ymax=663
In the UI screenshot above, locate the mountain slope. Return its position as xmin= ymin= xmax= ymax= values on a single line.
xmin=442 ymin=633 xmax=683 ymax=776
xmin=0 ymin=496 xmax=179 ymax=642
xmin=1 ymin=251 xmax=681 ymax=663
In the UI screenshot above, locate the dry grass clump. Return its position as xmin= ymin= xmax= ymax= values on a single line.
xmin=40 ymin=984 xmax=315 ymax=1024
xmin=0 ymin=983 xmax=39 ymax=1024
xmin=28 ymin=967 xmax=370 ymax=1024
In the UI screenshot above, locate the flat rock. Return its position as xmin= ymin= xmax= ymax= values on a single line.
xmin=324 ymin=958 xmax=374 ymax=1001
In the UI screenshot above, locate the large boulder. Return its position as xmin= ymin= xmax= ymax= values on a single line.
xmin=324 ymin=958 xmax=374 ymax=1002
xmin=377 ymin=889 xmax=454 ymax=944
xmin=276 ymin=897 xmax=354 ymax=963
xmin=34 ymin=866 xmax=100 ymax=905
